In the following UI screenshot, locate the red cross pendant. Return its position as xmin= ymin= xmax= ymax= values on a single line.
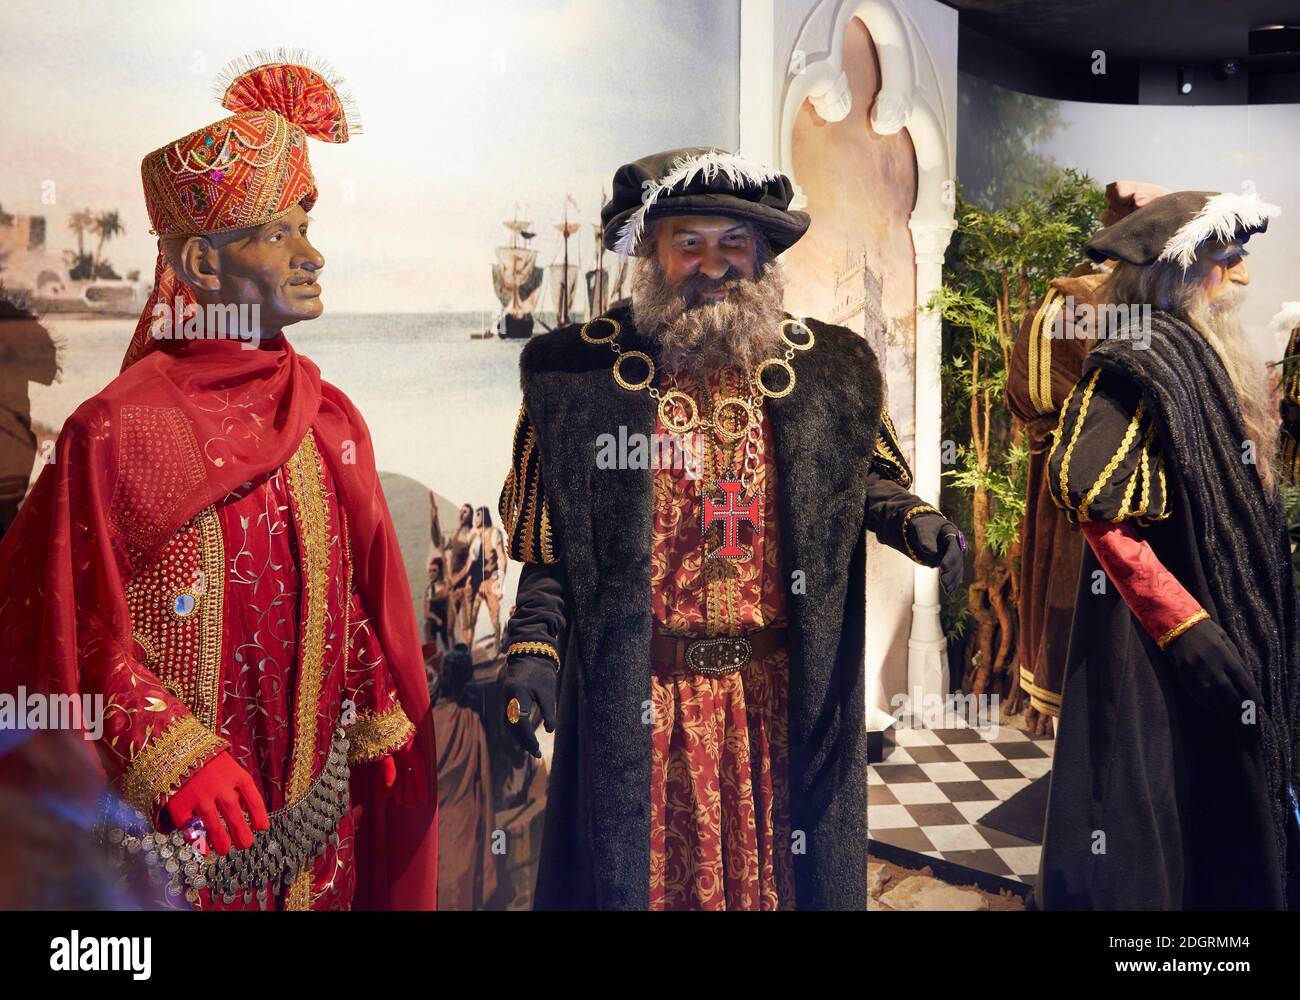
xmin=701 ymin=474 xmax=763 ymax=560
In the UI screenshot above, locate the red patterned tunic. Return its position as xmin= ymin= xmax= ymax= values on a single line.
xmin=110 ymin=431 xmax=412 ymax=910
xmin=648 ymin=366 xmax=795 ymax=910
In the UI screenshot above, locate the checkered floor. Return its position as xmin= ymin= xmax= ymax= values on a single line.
xmin=868 ymin=721 xmax=1055 ymax=887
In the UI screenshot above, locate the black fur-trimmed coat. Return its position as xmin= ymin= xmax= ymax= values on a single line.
xmin=498 ymin=304 xmax=937 ymax=910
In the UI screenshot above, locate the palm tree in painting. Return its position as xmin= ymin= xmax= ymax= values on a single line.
xmin=67 ymin=209 xmax=94 ymax=280
xmin=92 ymin=210 xmax=124 ymax=278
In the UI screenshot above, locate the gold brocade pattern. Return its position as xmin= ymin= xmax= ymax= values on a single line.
xmin=347 ymin=704 xmax=416 ymax=764
xmin=125 ymin=505 xmax=226 ymax=727
xmin=120 ymin=714 xmax=226 ymax=816
xmin=650 ymin=367 xmax=785 ymax=636
xmin=284 ymin=431 xmax=331 ymax=805
xmin=285 ymin=869 xmax=314 ymax=912
xmin=647 ymin=366 xmax=793 ymax=909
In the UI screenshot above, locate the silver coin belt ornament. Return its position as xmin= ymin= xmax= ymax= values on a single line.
xmin=96 ymin=724 xmax=351 ymax=909
xmin=581 ymin=315 xmax=814 ymax=560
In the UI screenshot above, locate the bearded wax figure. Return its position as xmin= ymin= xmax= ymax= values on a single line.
xmin=0 ymin=54 xmax=438 ymax=910
xmin=1007 ymin=181 xmax=1168 ymax=730
xmin=1039 ymin=190 xmax=1300 ymax=910
xmin=495 ymin=148 xmax=965 ymax=910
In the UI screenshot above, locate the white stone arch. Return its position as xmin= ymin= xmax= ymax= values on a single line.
xmin=768 ymin=0 xmax=959 ymax=717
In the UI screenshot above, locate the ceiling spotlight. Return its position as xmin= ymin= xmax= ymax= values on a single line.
xmin=1178 ymin=66 xmax=1194 ymax=94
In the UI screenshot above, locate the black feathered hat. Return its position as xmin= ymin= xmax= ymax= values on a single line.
xmin=601 ymin=147 xmax=811 ymax=257
xmin=1085 ymin=189 xmax=1279 ymax=270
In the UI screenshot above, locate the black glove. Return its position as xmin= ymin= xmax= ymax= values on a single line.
xmin=503 ymin=655 xmax=558 ymax=758
xmin=907 ymin=511 xmax=965 ymax=595
xmin=1164 ymin=617 xmax=1263 ymax=730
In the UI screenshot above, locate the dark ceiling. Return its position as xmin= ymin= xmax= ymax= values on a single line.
xmin=942 ymin=0 xmax=1300 ymax=103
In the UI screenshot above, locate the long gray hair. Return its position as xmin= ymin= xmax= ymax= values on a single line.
xmin=1099 ymin=257 xmax=1279 ymax=493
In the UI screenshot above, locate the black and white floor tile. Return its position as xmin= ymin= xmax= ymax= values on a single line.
xmin=868 ymin=721 xmax=1054 ymax=886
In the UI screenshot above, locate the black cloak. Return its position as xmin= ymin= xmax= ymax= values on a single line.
xmin=497 ymin=304 xmax=939 ymax=910
xmin=1039 ymin=310 xmax=1300 ymax=910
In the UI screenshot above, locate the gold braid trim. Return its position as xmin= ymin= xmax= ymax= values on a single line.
xmin=871 ymin=410 xmax=913 ymax=489
xmin=1018 ymin=666 xmax=1062 ymax=717
xmin=347 ymin=704 xmax=416 ymax=765
xmin=1050 ymin=369 xmax=1101 ymax=518
xmin=506 ymin=640 xmax=561 ymax=671
xmin=193 ymin=505 xmax=225 ymax=729
xmin=499 ymin=405 xmax=560 ymax=565
xmin=285 ymin=431 xmax=331 ymax=805
xmin=1078 ymin=397 xmax=1146 ymax=522
xmin=1028 ymin=290 xmax=1063 ymax=415
xmin=1157 ymin=609 xmax=1209 ymax=649
xmin=120 ymin=714 xmax=226 ymax=816
xmin=900 ymin=503 xmax=942 ymax=565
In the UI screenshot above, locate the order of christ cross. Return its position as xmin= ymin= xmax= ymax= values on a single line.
xmin=701 ymin=474 xmax=763 ymax=560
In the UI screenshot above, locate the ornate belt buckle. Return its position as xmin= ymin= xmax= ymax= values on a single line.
xmin=685 ymin=636 xmax=752 ymax=676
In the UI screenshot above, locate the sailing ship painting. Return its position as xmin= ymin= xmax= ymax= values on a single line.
xmin=550 ymin=197 xmax=581 ymax=329
xmin=491 ymin=215 xmax=544 ymax=339
xmin=584 ymin=191 xmax=630 ymax=319
xmin=486 ymin=193 xmax=627 ymax=340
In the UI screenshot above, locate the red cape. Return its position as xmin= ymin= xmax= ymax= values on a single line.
xmin=0 ymin=332 xmax=437 ymax=909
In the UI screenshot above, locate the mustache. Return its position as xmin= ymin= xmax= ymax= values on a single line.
xmin=676 ymin=267 xmax=748 ymax=306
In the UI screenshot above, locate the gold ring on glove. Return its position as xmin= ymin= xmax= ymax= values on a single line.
xmin=506 ymin=697 xmax=523 ymax=725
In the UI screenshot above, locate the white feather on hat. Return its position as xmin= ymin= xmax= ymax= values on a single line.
xmin=612 ymin=149 xmax=783 ymax=258
xmin=1268 ymin=301 xmax=1300 ymax=340
xmin=1157 ymin=190 xmax=1281 ymax=269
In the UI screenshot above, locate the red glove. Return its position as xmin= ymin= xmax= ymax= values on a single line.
xmin=165 ymin=750 xmax=270 ymax=856
xmin=380 ymin=735 xmax=428 ymax=807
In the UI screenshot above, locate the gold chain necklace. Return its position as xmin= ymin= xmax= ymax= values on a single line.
xmin=579 ymin=315 xmax=815 ymax=454
xmin=580 ymin=316 xmax=815 ymax=560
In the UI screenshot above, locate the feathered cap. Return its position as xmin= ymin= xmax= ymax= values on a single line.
xmin=140 ymin=48 xmax=360 ymax=238
xmin=601 ymin=147 xmax=810 ymax=257
xmin=126 ymin=50 xmax=359 ymax=370
xmin=1085 ymin=189 xmax=1279 ymax=270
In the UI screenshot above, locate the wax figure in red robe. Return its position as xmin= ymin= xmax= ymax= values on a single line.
xmin=0 ymin=53 xmax=437 ymax=910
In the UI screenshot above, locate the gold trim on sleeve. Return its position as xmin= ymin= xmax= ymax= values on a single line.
xmin=900 ymin=503 xmax=942 ymax=565
xmin=1157 ymin=609 xmax=1209 ymax=649
xmin=499 ymin=405 xmax=561 ymax=565
xmin=1050 ymin=368 xmax=1102 ymax=516
xmin=871 ymin=410 xmax=914 ymax=489
xmin=347 ymin=704 xmax=416 ymax=765
xmin=120 ymin=714 xmax=226 ymax=816
xmin=1078 ymin=397 xmax=1146 ymax=523
xmin=506 ymin=640 xmax=561 ymax=671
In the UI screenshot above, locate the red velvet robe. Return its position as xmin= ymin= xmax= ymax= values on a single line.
xmin=0 ymin=334 xmax=437 ymax=909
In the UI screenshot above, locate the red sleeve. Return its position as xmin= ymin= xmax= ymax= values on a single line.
xmin=1081 ymin=520 xmax=1208 ymax=648
xmin=344 ymin=587 xmax=415 ymax=764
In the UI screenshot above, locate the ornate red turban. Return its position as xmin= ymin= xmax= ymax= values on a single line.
xmin=124 ymin=51 xmax=359 ymax=370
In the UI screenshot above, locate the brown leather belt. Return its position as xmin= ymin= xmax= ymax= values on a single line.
xmin=650 ymin=626 xmax=787 ymax=676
